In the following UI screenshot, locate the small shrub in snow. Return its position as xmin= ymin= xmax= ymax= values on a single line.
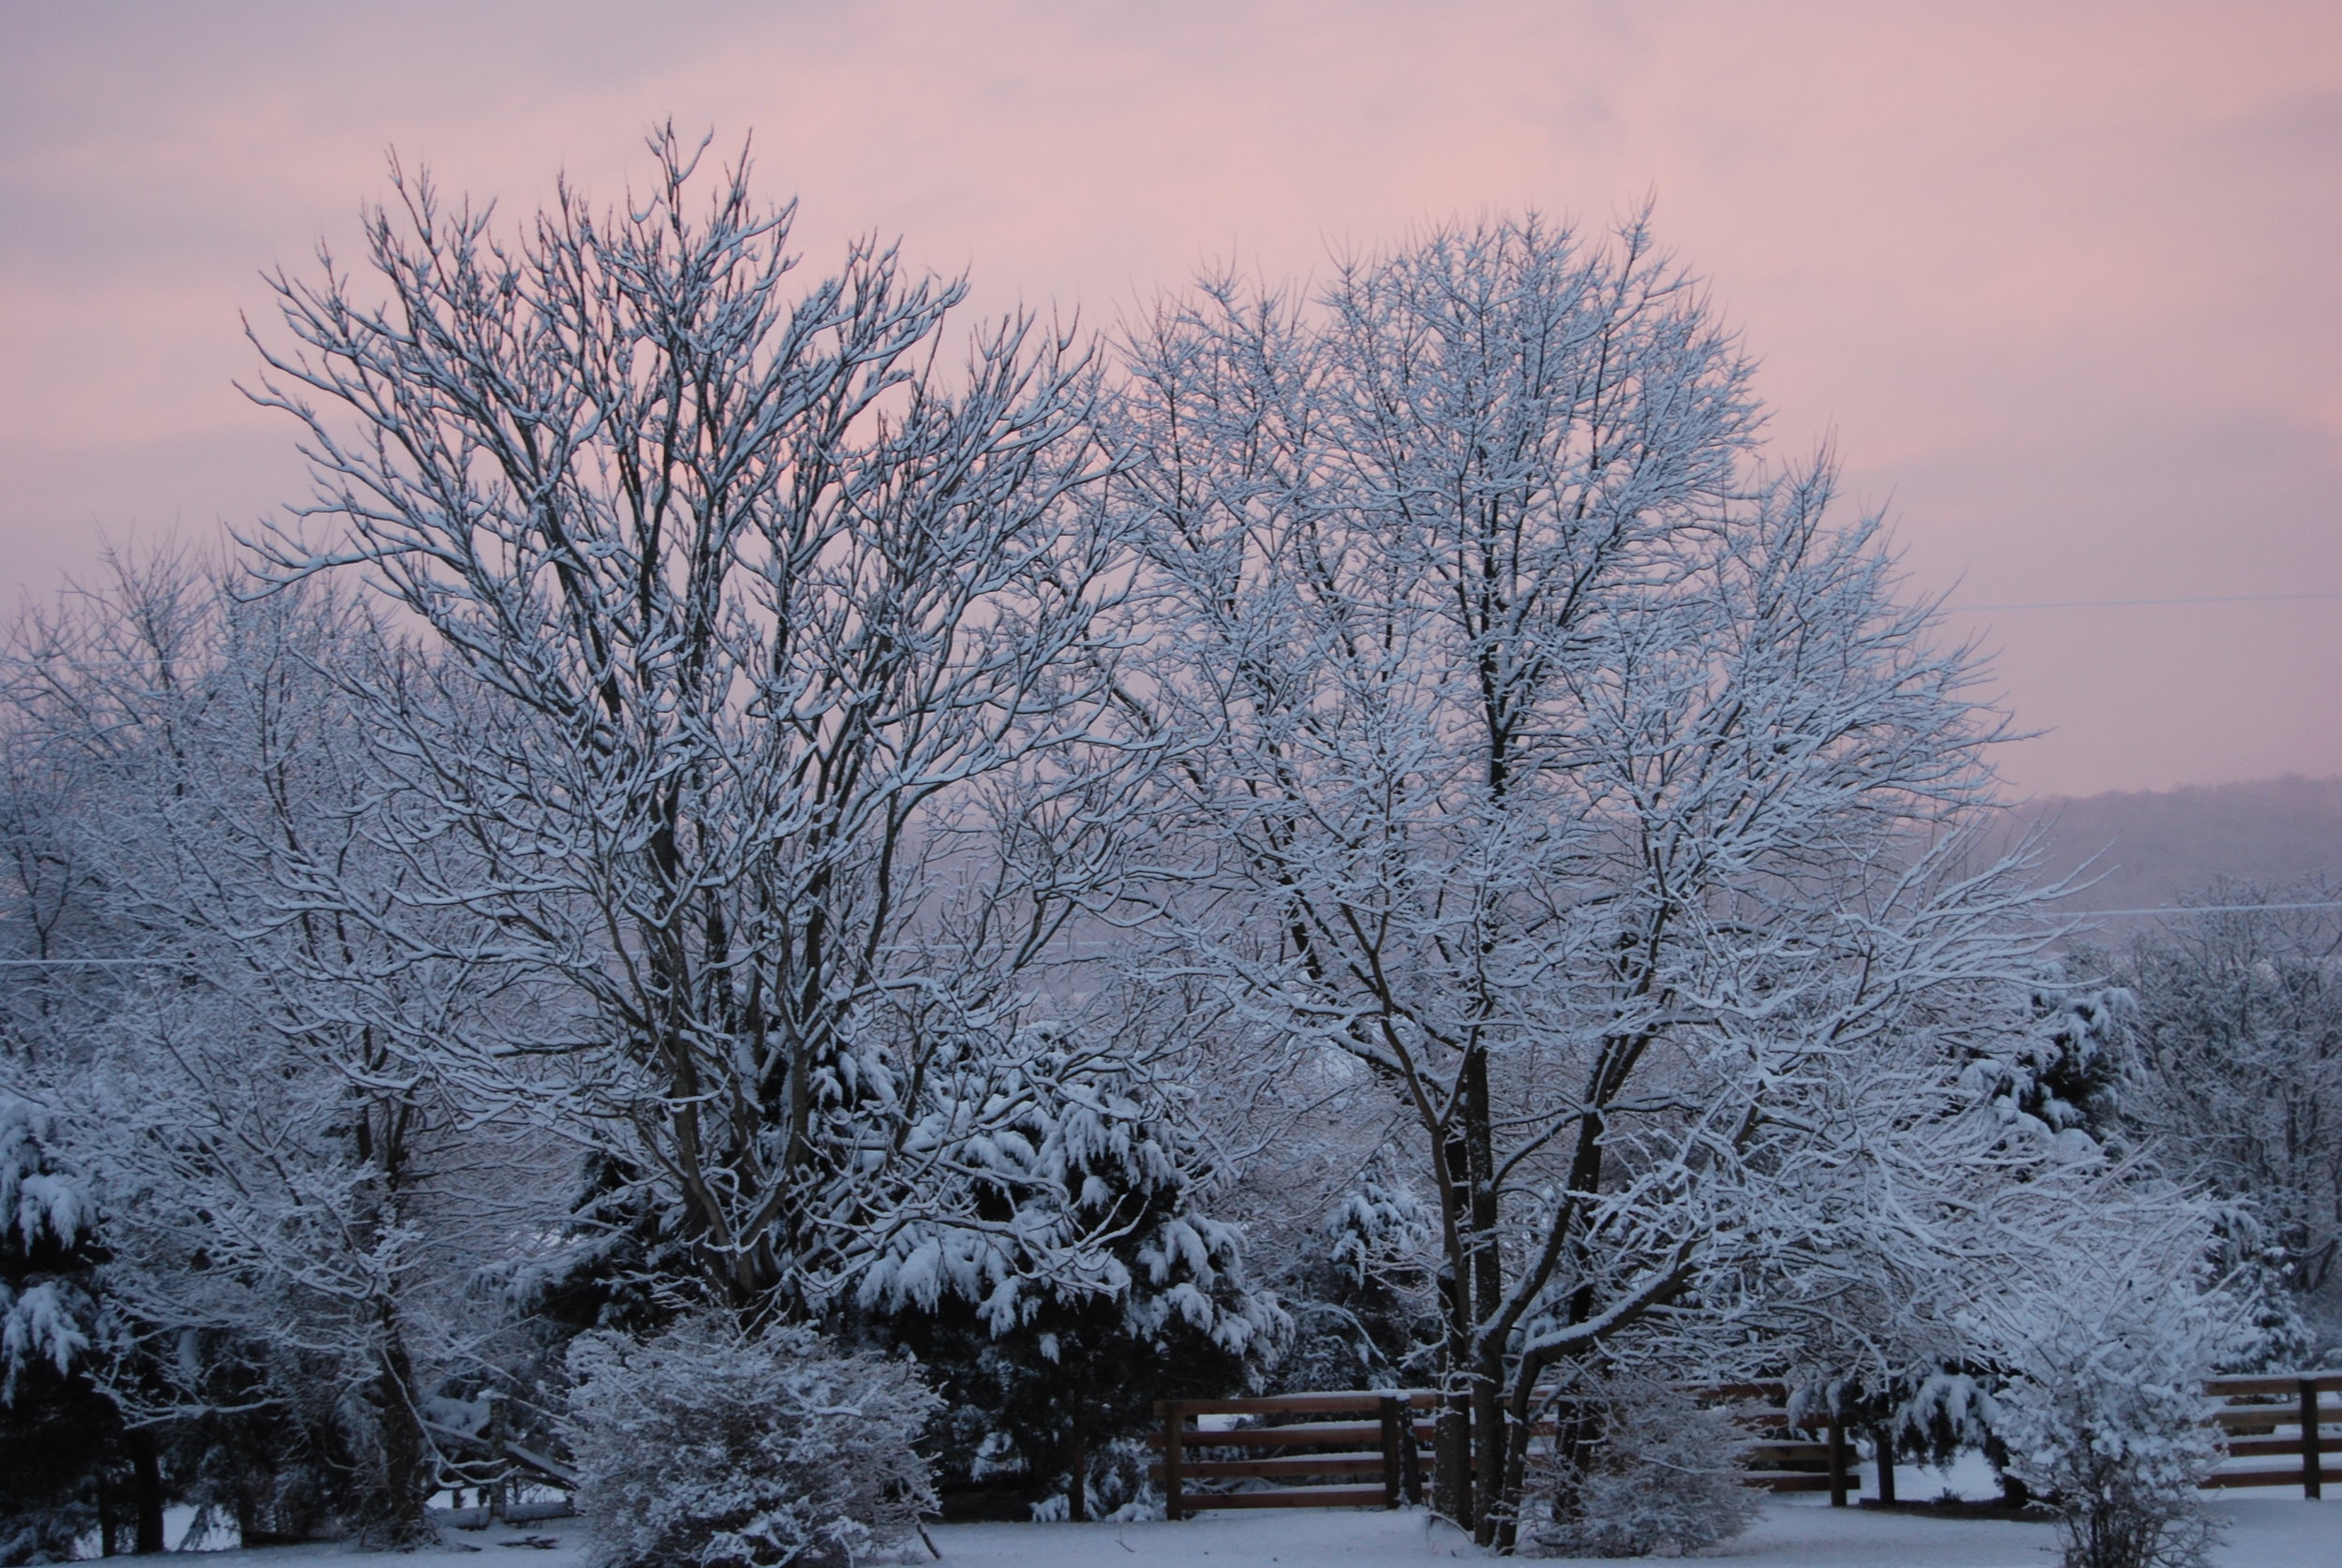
xmin=565 ymin=1314 xmax=939 ymax=1568
xmin=1994 ymin=1258 xmax=2231 ymax=1568
xmin=1516 ymin=1378 xmax=1757 ymax=1559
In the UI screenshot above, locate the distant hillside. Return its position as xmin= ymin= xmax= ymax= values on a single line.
xmin=2001 ymin=776 xmax=2342 ymax=923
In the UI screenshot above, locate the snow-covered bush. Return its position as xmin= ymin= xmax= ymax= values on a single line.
xmin=1516 ymin=1376 xmax=1757 ymax=1560
xmin=1323 ymin=1156 xmax=1436 ymax=1294
xmin=1993 ymin=1247 xmax=2236 ymax=1568
xmin=566 ymin=1315 xmax=939 ymax=1568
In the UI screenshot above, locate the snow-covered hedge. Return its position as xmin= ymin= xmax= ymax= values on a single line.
xmin=565 ymin=1315 xmax=939 ymax=1568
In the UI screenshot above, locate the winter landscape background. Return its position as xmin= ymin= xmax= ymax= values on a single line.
xmin=4 ymin=7 xmax=2338 ymax=1568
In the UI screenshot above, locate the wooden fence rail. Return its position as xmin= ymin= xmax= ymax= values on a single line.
xmin=1149 ymin=1374 xmax=2339 ymax=1518
xmin=2199 ymin=1374 xmax=2336 ymax=1497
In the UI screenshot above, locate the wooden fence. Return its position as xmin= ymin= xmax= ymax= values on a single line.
xmin=2200 ymin=1374 xmax=2336 ymax=1496
xmin=1149 ymin=1393 xmax=1430 ymax=1518
xmin=1148 ymin=1374 xmax=2338 ymax=1518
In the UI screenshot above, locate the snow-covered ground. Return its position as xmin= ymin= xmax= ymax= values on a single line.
xmin=927 ymin=1496 xmax=2337 ymax=1566
xmin=122 ymin=1496 xmax=2336 ymax=1568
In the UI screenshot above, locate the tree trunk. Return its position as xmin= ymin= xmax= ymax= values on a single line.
xmin=488 ymin=1393 xmax=510 ymax=1522
xmin=233 ymin=1486 xmax=264 ymax=1548
xmin=1471 ymin=1351 xmax=1506 ymax=1547
xmin=1494 ymin=1363 xmax=1552 ymax=1554
xmin=1433 ymin=1397 xmax=1472 ymax=1528
xmin=128 ymin=1427 xmax=167 ymax=1554
xmin=373 ymin=1319 xmax=437 ymax=1544
xmin=1066 ymin=1401 xmax=1089 ymax=1522
xmin=1432 ymin=1123 xmax=1475 ymax=1531
xmin=1460 ymin=1046 xmax=1506 ymax=1546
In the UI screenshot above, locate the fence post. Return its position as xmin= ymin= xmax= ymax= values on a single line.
xmin=1158 ymin=1399 xmax=1185 ymax=1521
xmin=1380 ymin=1397 xmax=1402 ymax=1509
xmin=2305 ymin=1379 xmax=2324 ymax=1501
xmin=1827 ymin=1413 xmax=1849 ymax=1508
xmin=1871 ymin=1426 xmax=1895 ymax=1505
xmin=1401 ymin=1395 xmax=1426 ymax=1506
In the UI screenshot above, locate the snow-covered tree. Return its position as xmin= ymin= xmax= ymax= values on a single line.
xmin=1114 ymin=214 xmax=2078 ymax=1543
xmin=243 ymin=127 xmax=1153 ymax=1328
xmin=0 ymin=1090 xmax=156 ymax=1563
xmin=2 ymin=558 xmax=558 ymax=1544
xmin=2108 ymin=885 xmax=2342 ymax=1347
xmin=1 ymin=635 xmax=177 ymax=1563
xmin=853 ymin=1018 xmax=1284 ymax=1517
xmin=1804 ymin=973 xmax=2149 ymax=1498
xmin=1271 ymin=1149 xmax=1440 ymax=1392
xmin=1961 ymin=975 xmax=2132 ymax=1151
xmin=1 ymin=140 xmax=2246 ymax=1560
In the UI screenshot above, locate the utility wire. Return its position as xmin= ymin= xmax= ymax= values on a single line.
xmin=2072 ymin=900 xmax=2342 ymax=918
xmin=1945 ymin=589 xmax=2342 ymax=613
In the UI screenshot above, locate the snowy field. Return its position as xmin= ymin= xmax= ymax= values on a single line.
xmin=122 ymin=1498 xmax=2337 ymax=1568
xmin=930 ymin=1496 xmax=2339 ymax=1567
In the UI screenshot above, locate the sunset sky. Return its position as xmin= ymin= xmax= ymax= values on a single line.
xmin=3 ymin=0 xmax=2336 ymax=798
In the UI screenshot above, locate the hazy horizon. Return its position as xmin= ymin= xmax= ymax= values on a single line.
xmin=2002 ymin=773 xmax=2342 ymax=932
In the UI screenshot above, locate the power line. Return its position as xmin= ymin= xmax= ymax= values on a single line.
xmin=2074 ymin=901 xmax=2342 ymax=918
xmin=1945 ymin=589 xmax=2342 ymax=613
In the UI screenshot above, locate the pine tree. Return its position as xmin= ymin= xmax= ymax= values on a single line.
xmin=0 ymin=1092 xmax=166 ymax=1562
xmin=854 ymin=1031 xmax=1284 ymax=1518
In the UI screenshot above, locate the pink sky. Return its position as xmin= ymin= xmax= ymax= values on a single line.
xmin=3 ymin=0 xmax=2336 ymax=797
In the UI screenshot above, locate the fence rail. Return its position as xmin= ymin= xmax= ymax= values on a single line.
xmin=1148 ymin=1373 xmax=2340 ymax=1518
xmin=1148 ymin=1394 xmax=1427 ymax=1518
xmin=2197 ymin=1374 xmax=2336 ymax=1497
